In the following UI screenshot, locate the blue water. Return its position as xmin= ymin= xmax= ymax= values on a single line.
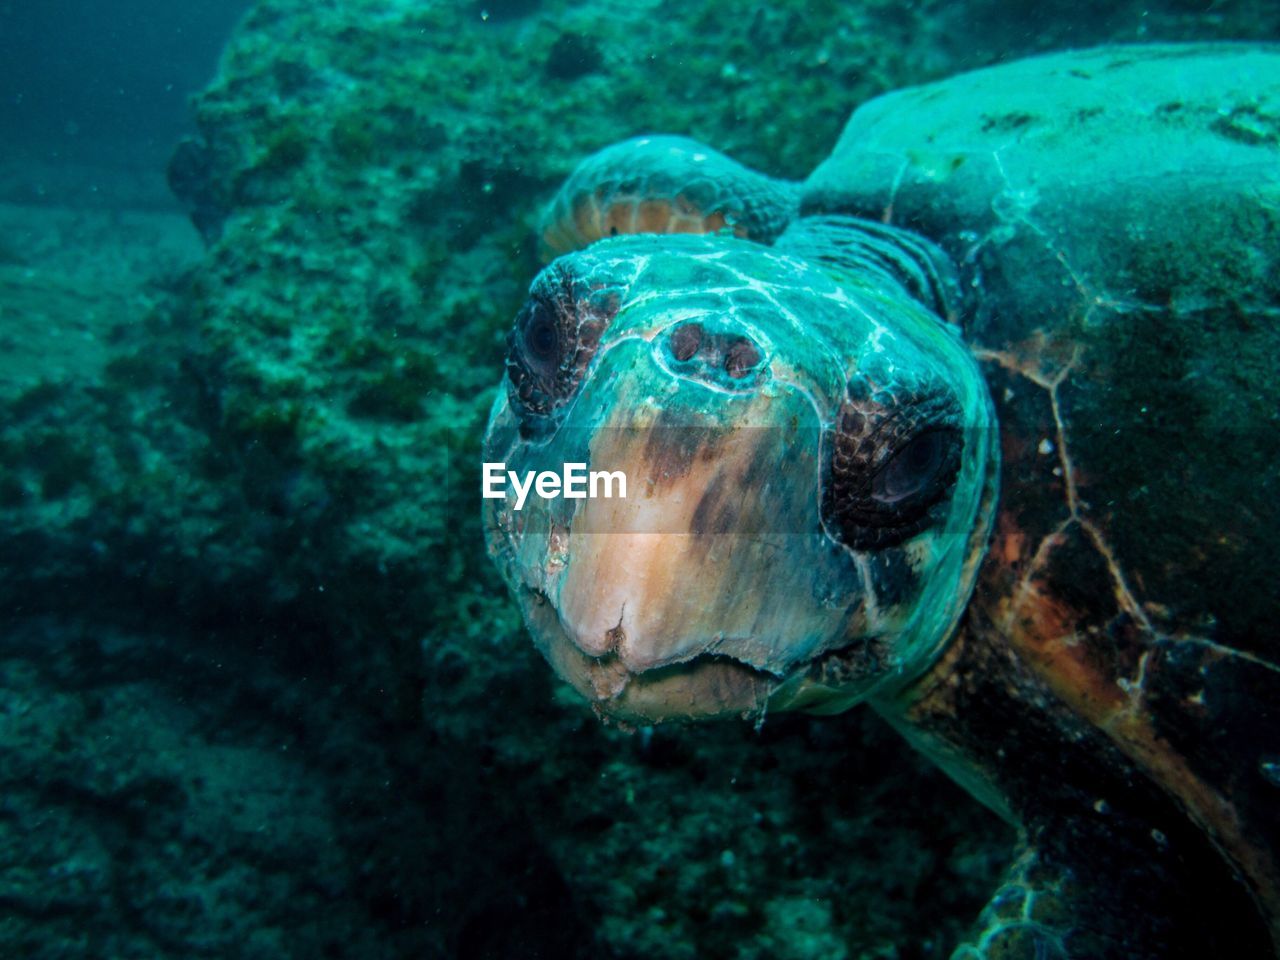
xmin=0 ymin=1 xmax=250 ymax=152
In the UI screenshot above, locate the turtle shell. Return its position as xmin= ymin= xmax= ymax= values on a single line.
xmin=802 ymin=44 xmax=1280 ymax=934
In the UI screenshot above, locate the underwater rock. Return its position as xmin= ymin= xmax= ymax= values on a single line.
xmin=166 ymin=138 xmax=227 ymax=241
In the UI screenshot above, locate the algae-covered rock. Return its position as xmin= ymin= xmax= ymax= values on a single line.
xmin=2 ymin=0 xmax=1278 ymax=957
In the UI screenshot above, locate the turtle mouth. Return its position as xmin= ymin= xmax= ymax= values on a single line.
xmin=520 ymin=586 xmax=784 ymax=723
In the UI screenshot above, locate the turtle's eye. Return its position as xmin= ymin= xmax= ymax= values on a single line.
xmin=507 ymin=296 xmax=577 ymax=422
xmin=872 ymin=430 xmax=948 ymax=504
xmin=823 ymin=388 xmax=962 ymax=550
xmin=505 ymin=267 xmax=618 ymax=434
xmin=520 ymin=302 xmax=562 ymax=371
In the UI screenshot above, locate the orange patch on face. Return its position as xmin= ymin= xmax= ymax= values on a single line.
xmin=543 ymin=396 xmax=843 ymax=685
xmin=556 ymin=424 xmax=776 ymax=672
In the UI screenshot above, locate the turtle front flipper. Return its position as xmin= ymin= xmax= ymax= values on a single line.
xmin=537 ymin=135 xmax=798 ymax=260
xmin=953 ymin=845 xmax=1073 ymax=960
xmin=891 ymin=623 xmax=1275 ymax=959
xmin=955 ymin=815 xmax=1272 ymax=960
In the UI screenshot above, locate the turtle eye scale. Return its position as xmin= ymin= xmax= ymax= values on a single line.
xmin=505 ymin=267 xmax=618 ymax=434
xmin=823 ymin=388 xmax=962 ymax=550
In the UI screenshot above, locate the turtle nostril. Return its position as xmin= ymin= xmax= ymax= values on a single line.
xmin=669 ymin=322 xmax=703 ymax=362
xmin=664 ymin=325 xmax=765 ymax=386
xmin=724 ymin=338 xmax=762 ymax=378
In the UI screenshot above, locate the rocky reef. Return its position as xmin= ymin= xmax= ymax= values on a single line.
xmin=3 ymin=0 xmax=1277 ymax=956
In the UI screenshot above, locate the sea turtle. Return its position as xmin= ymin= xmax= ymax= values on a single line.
xmin=482 ymin=43 xmax=1280 ymax=958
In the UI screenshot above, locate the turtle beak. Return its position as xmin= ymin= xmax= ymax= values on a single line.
xmin=532 ymin=587 xmax=780 ymax=723
xmin=530 ymin=391 xmax=864 ymax=722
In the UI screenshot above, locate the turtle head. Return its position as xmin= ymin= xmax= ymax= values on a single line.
xmin=483 ymin=233 xmax=997 ymax=724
